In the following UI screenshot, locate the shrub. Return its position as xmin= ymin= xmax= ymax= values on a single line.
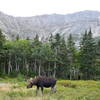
xmin=58 ymin=81 xmax=77 ymax=88
xmin=9 ymin=70 xmax=19 ymax=77
xmin=17 ymin=74 xmax=25 ymax=81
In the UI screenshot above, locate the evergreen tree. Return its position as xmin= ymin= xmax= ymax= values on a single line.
xmin=80 ymin=29 xmax=96 ymax=79
xmin=0 ymin=29 xmax=5 ymax=49
xmin=31 ymin=35 xmax=43 ymax=76
xmin=67 ymin=34 xmax=76 ymax=80
xmin=16 ymin=34 xmax=20 ymax=41
xmin=0 ymin=29 xmax=6 ymax=74
xmin=57 ymin=37 xmax=68 ymax=79
xmin=49 ymin=33 xmax=61 ymax=78
xmin=95 ymin=40 xmax=100 ymax=77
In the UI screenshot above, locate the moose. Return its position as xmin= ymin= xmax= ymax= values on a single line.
xmin=27 ymin=76 xmax=57 ymax=95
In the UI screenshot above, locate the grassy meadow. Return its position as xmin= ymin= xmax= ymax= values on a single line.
xmin=0 ymin=77 xmax=100 ymax=100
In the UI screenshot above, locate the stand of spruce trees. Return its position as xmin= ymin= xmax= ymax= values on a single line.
xmin=0 ymin=29 xmax=100 ymax=80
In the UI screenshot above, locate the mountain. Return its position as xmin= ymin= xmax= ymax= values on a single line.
xmin=0 ymin=10 xmax=100 ymax=40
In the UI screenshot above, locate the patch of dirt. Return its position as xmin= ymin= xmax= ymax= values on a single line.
xmin=0 ymin=83 xmax=11 ymax=91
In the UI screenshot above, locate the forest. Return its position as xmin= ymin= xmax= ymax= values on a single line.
xmin=0 ymin=29 xmax=100 ymax=80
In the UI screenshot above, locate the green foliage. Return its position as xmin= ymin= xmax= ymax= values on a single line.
xmin=16 ymin=74 xmax=25 ymax=81
xmin=27 ymin=71 xmax=37 ymax=77
xmin=0 ymin=29 xmax=6 ymax=71
xmin=0 ymin=29 xmax=5 ymax=49
xmin=9 ymin=70 xmax=19 ymax=77
xmin=80 ymin=29 xmax=96 ymax=79
xmin=0 ymin=79 xmax=100 ymax=100
xmin=0 ymin=30 xmax=100 ymax=80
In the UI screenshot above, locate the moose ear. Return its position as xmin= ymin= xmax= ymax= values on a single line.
xmin=27 ymin=78 xmax=33 ymax=83
xmin=30 ymin=78 xmax=33 ymax=80
xmin=30 ymin=78 xmax=33 ymax=82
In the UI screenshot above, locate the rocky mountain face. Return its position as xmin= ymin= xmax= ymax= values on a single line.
xmin=0 ymin=10 xmax=100 ymax=40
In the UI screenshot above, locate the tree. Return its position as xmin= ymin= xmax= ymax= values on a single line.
xmin=0 ymin=29 xmax=6 ymax=74
xmin=53 ymin=33 xmax=61 ymax=78
xmin=80 ymin=29 xmax=96 ymax=79
xmin=16 ymin=34 xmax=20 ymax=41
xmin=31 ymin=35 xmax=43 ymax=76
xmin=49 ymin=33 xmax=62 ymax=78
xmin=95 ymin=40 xmax=100 ymax=77
xmin=56 ymin=37 xmax=68 ymax=79
xmin=67 ymin=34 xmax=77 ymax=80
xmin=0 ymin=29 xmax=5 ymax=49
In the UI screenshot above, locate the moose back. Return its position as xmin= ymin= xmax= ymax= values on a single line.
xmin=27 ymin=76 xmax=57 ymax=95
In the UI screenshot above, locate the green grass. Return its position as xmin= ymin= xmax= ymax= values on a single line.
xmin=0 ymin=78 xmax=100 ymax=100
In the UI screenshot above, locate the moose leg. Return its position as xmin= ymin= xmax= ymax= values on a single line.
xmin=41 ymin=87 xmax=44 ymax=95
xmin=51 ymin=86 xmax=56 ymax=93
xmin=51 ymin=87 xmax=53 ymax=93
xmin=54 ymin=86 xmax=56 ymax=92
xmin=36 ymin=86 xmax=39 ymax=96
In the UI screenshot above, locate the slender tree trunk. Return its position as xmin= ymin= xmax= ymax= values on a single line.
xmin=18 ymin=64 xmax=19 ymax=71
xmin=34 ymin=59 xmax=37 ymax=73
xmin=8 ymin=60 xmax=12 ymax=74
xmin=53 ymin=47 xmax=57 ymax=78
xmin=3 ymin=63 xmax=5 ymax=74
xmin=70 ymin=74 xmax=72 ymax=80
xmin=53 ymin=61 xmax=56 ymax=78
xmin=5 ymin=59 xmax=8 ymax=74
xmin=26 ymin=63 xmax=29 ymax=72
xmin=70 ymin=69 xmax=72 ymax=80
xmin=24 ymin=59 xmax=29 ymax=74
xmin=38 ymin=60 xmax=41 ymax=76
xmin=73 ymin=68 xmax=75 ymax=80
xmin=75 ymin=70 xmax=78 ymax=80
xmin=16 ymin=62 xmax=18 ymax=71
xmin=48 ymin=62 xmax=50 ymax=77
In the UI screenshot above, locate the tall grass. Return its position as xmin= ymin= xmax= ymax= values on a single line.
xmin=0 ymin=78 xmax=100 ymax=100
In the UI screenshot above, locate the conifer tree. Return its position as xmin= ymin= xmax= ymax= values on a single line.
xmin=67 ymin=34 xmax=76 ymax=80
xmin=0 ymin=29 xmax=5 ymax=49
xmin=57 ymin=37 xmax=68 ymax=78
xmin=0 ymin=29 xmax=6 ymax=74
xmin=95 ymin=40 xmax=100 ymax=77
xmin=80 ymin=29 xmax=96 ymax=79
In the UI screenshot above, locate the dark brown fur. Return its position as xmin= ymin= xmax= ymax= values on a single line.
xmin=27 ymin=76 xmax=57 ymax=95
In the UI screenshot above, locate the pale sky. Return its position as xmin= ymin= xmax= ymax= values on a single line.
xmin=0 ymin=0 xmax=100 ymax=17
